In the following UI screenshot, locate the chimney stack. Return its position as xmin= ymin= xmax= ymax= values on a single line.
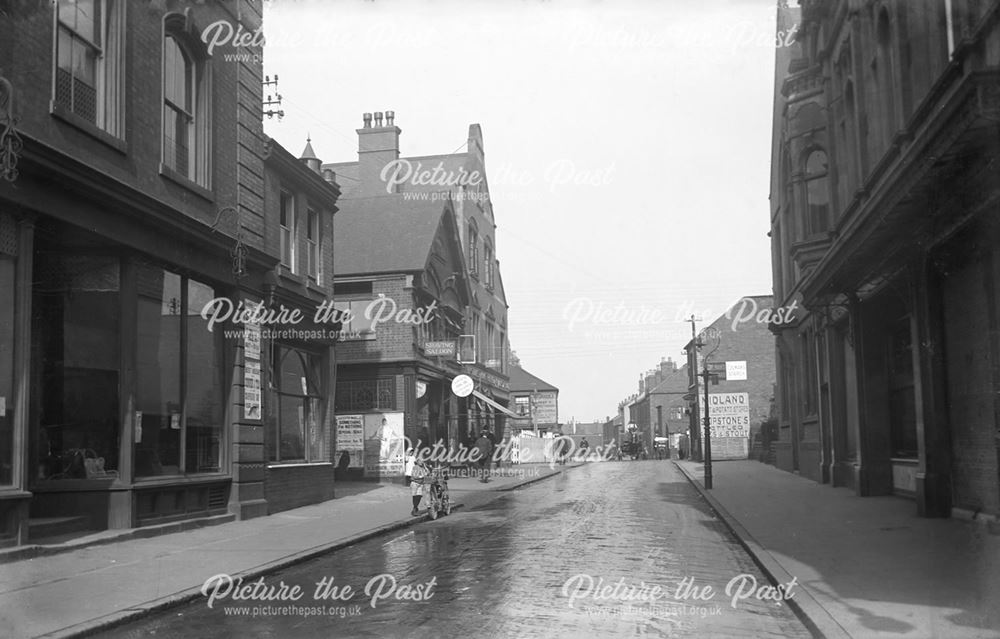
xmin=660 ymin=356 xmax=676 ymax=375
xmin=357 ymin=110 xmax=402 ymax=196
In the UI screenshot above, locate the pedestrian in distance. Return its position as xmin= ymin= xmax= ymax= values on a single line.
xmin=410 ymin=458 xmax=429 ymax=516
xmin=335 ymin=450 xmax=350 ymax=480
xmin=579 ymin=437 xmax=589 ymax=461
xmin=484 ymin=428 xmax=501 ymax=472
xmin=404 ymin=448 xmax=416 ymax=487
xmin=475 ymin=431 xmax=493 ymax=482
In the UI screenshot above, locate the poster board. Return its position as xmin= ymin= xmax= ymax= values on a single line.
xmin=698 ymin=392 xmax=751 ymax=460
xmin=362 ymin=412 xmax=405 ymax=477
xmin=335 ymin=414 xmax=365 ymax=468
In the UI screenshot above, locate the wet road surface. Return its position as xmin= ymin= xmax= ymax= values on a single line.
xmin=103 ymin=461 xmax=813 ymax=638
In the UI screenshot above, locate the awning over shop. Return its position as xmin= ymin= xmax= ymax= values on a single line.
xmin=471 ymin=389 xmax=530 ymax=420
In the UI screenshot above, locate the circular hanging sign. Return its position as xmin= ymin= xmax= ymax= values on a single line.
xmin=451 ymin=374 xmax=474 ymax=398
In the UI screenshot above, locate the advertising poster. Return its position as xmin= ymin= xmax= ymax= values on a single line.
xmin=362 ymin=412 xmax=405 ymax=477
xmin=533 ymin=391 xmax=558 ymax=425
xmin=244 ymin=322 xmax=261 ymax=359
xmin=698 ymin=392 xmax=750 ymax=460
xmin=335 ymin=414 xmax=365 ymax=468
xmin=244 ymin=359 xmax=261 ymax=421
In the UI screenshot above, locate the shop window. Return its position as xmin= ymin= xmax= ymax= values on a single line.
xmin=162 ymin=20 xmax=210 ymax=186
xmin=514 ymin=396 xmax=530 ymax=416
xmin=33 ymin=253 xmax=121 ymax=481
xmin=280 ymin=191 xmax=295 ymax=272
xmin=54 ymin=0 xmax=124 ymax=136
xmin=888 ymin=318 xmax=918 ymax=458
xmin=335 ymin=379 xmax=396 ymax=413
xmin=0 ymin=256 xmax=12 ymax=485
xmin=185 ymin=280 xmax=223 ymax=472
xmin=802 ymin=333 xmax=818 ymax=418
xmin=135 ymin=263 xmax=223 ymax=477
xmin=269 ymin=345 xmax=327 ymax=463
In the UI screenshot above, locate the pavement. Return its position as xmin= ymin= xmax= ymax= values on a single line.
xmin=674 ymin=459 xmax=1000 ymax=639
xmin=0 ymin=462 xmax=579 ymax=639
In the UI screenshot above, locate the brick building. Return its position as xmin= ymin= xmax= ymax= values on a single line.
xmin=325 ymin=114 xmax=493 ymax=473
xmin=0 ymin=1 xmax=293 ymax=545
xmin=684 ymin=297 xmax=777 ymax=461
xmin=508 ymin=365 xmax=559 ymax=433
xmin=258 ymin=138 xmax=340 ymax=512
xmin=768 ymin=0 xmax=1000 ymax=519
xmin=620 ymin=358 xmax=688 ymax=455
xmin=325 ymin=115 xmax=513 ymax=450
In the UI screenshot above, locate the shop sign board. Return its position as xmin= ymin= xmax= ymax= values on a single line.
xmin=698 ymin=392 xmax=750 ymax=437
xmin=451 ymin=374 xmax=474 ymax=398
xmin=424 ymin=340 xmax=457 ymax=357
xmin=726 ymin=361 xmax=747 ymax=381
xmin=533 ymin=391 xmax=558 ymax=425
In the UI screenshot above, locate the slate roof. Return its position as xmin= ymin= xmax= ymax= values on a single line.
xmin=508 ymin=366 xmax=559 ymax=393
xmin=333 ymin=195 xmax=452 ymax=276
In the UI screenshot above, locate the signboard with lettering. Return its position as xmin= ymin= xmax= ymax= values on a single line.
xmin=533 ymin=391 xmax=558 ymax=425
xmin=424 ymin=340 xmax=457 ymax=357
xmin=698 ymin=392 xmax=750 ymax=459
xmin=726 ymin=361 xmax=748 ymax=381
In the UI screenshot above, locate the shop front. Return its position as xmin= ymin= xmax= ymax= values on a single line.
xmin=0 ymin=206 xmax=275 ymax=546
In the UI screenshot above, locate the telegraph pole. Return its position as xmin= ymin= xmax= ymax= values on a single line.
xmin=700 ymin=356 xmax=713 ymax=489
xmin=686 ymin=315 xmax=701 ymax=461
xmin=689 ymin=316 xmax=717 ymax=490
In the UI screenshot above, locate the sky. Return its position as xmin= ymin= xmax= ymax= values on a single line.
xmin=262 ymin=0 xmax=782 ymax=424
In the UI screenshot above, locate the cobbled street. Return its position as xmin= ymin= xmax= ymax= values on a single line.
xmin=103 ymin=462 xmax=812 ymax=639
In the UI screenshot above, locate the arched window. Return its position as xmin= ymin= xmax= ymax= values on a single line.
xmin=467 ymin=220 xmax=479 ymax=276
xmin=162 ymin=17 xmax=210 ymax=187
xmin=483 ymin=237 xmax=494 ymax=289
xmin=163 ymin=35 xmax=193 ymax=176
xmin=804 ymin=149 xmax=830 ymax=236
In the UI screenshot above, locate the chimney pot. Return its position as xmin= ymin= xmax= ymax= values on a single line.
xmin=374 ymin=111 xmax=384 ymax=127
xmin=363 ymin=113 xmax=372 ymax=128
xmin=386 ymin=110 xmax=395 ymax=126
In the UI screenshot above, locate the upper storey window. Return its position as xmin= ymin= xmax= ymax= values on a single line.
xmin=54 ymin=0 xmax=124 ymax=137
xmin=804 ymin=149 xmax=830 ymax=236
xmin=162 ymin=17 xmax=211 ymax=187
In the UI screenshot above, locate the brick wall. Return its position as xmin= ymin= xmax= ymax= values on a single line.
xmin=2 ymin=2 xmax=262 ymax=235
xmin=264 ymin=465 xmax=335 ymax=514
xmin=336 ymin=276 xmax=419 ymax=362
